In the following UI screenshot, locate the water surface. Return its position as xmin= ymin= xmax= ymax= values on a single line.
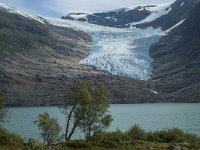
xmin=4 ymin=103 xmax=200 ymax=140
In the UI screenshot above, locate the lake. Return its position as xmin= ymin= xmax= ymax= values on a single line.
xmin=3 ymin=103 xmax=200 ymax=140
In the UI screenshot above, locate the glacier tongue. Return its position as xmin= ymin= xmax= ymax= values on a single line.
xmin=47 ymin=18 xmax=165 ymax=80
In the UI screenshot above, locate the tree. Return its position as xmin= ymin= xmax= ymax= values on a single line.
xmin=34 ymin=112 xmax=61 ymax=145
xmin=0 ymin=91 xmax=6 ymax=126
xmin=78 ymin=84 xmax=113 ymax=140
xmin=60 ymin=80 xmax=112 ymax=141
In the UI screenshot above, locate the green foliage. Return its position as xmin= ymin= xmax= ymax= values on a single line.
xmin=34 ymin=112 xmax=61 ymax=145
xmin=146 ymin=128 xmax=200 ymax=143
xmin=100 ymin=140 xmax=118 ymax=148
xmin=0 ymin=128 xmax=24 ymax=146
xmin=91 ymin=126 xmax=200 ymax=145
xmin=63 ymin=140 xmax=92 ymax=148
xmin=60 ymin=80 xmax=112 ymax=141
xmin=91 ymin=129 xmax=130 ymax=143
xmin=0 ymin=9 xmax=48 ymax=48
xmin=23 ymin=138 xmax=45 ymax=150
xmin=127 ymin=124 xmax=147 ymax=141
xmin=77 ymin=82 xmax=113 ymax=140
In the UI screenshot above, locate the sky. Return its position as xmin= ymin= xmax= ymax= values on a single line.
xmin=0 ymin=0 xmax=175 ymax=17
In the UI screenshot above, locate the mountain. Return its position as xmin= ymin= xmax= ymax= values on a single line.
xmin=61 ymin=3 xmax=171 ymax=28
xmin=136 ymin=0 xmax=199 ymax=30
xmin=62 ymin=0 xmax=200 ymax=103
xmin=149 ymin=0 xmax=200 ymax=102
xmin=0 ymin=3 xmax=159 ymax=106
xmin=0 ymin=0 xmax=200 ymax=106
xmin=0 ymin=3 xmax=92 ymax=106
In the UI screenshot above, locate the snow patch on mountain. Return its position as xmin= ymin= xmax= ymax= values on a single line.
xmin=67 ymin=13 xmax=88 ymax=21
xmin=180 ymin=2 xmax=184 ymax=7
xmin=130 ymin=3 xmax=172 ymax=26
xmin=63 ymin=3 xmax=172 ymax=28
xmin=166 ymin=19 xmax=185 ymax=33
xmin=47 ymin=18 xmax=165 ymax=80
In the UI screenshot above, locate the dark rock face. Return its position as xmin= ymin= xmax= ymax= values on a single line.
xmin=61 ymin=6 xmax=156 ymax=28
xmin=149 ymin=0 xmax=200 ymax=102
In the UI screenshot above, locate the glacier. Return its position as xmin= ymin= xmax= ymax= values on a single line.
xmin=0 ymin=2 xmax=167 ymax=81
xmin=47 ymin=18 xmax=165 ymax=80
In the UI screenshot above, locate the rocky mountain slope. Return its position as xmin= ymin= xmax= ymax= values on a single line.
xmin=149 ymin=0 xmax=200 ymax=102
xmin=0 ymin=5 xmax=159 ymax=106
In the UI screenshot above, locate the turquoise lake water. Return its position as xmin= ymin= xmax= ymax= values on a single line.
xmin=4 ymin=103 xmax=200 ymax=140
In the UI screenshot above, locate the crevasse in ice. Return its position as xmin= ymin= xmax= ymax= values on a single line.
xmin=47 ymin=18 xmax=165 ymax=80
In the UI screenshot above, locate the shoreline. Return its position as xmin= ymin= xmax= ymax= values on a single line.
xmin=5 ymin=102 xmax=200 ymax=107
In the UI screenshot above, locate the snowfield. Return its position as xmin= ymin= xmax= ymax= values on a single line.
xmin=47 ymin=18 xmax=165 ymax=80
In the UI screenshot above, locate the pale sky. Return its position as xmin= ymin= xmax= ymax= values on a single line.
xmin=0 ymin=0 xmax=175 ymax=17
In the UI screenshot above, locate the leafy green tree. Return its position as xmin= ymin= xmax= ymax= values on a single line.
xmin=0 ymin=91 xmax=6 ymax=126
xmin=60 ymin=80 xmax=112 ymax=141
xmin=78 ymin=84 xmax=112 ymax=140
xmin=34 ymin=112 xmax=61 ymax=145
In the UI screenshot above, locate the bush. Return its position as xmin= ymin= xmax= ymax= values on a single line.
xmin=183 ymin=132 xmax=200 ymax=142
xmin=23 ymin=138 xmax=45 ymax=150
xmin=0 ymin=128 xmax=24 ymax=146
xmin=147 ymin=128 xmax=200 ymax=143
xmin=127 ymin=124 xmax=147 ymax=141
xmin=91 ymin=129 xmax=130 ymax=142
xmin=146 ymin=131 xmax=160 ymax=142
xmin=101 ymin=140 xmax=118 ymax=148
xmin=34 ymin=112 xmax=61 ymax=145
xmin=163 ymin=128 xmax=185 ymax=142
xmin=63 ymin=140 xmax=92 ymax=148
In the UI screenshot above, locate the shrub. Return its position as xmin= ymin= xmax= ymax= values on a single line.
xmin=0 ymin=128 xmax=24 ymax=146
xmin=91 ymin=129 xmax=130 ymax=142
xmin=127 ymin=124 xmax=147 ymax=141
xmin=146 ymin=131 xmax=160 ymax=142
xmin=163 ymin=128 xmax=185 ymax=142
xmin=63 ymin=140 xmax=92 ymax=148
xmin=183 ymin=132 xmax=200 ymax=142
xmin=34 ymin=112 xmax=61 ymax=145
xmin=101 ymin=140 xmax=118 ymax=148
xmin=23 ymin=138 xmax=45 ymax=150
xmin=147 ymin=128 xmax=200 ymax=143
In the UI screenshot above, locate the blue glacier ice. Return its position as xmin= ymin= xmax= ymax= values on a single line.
xmin=47 ymin=18 xmax=165 ymax=81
